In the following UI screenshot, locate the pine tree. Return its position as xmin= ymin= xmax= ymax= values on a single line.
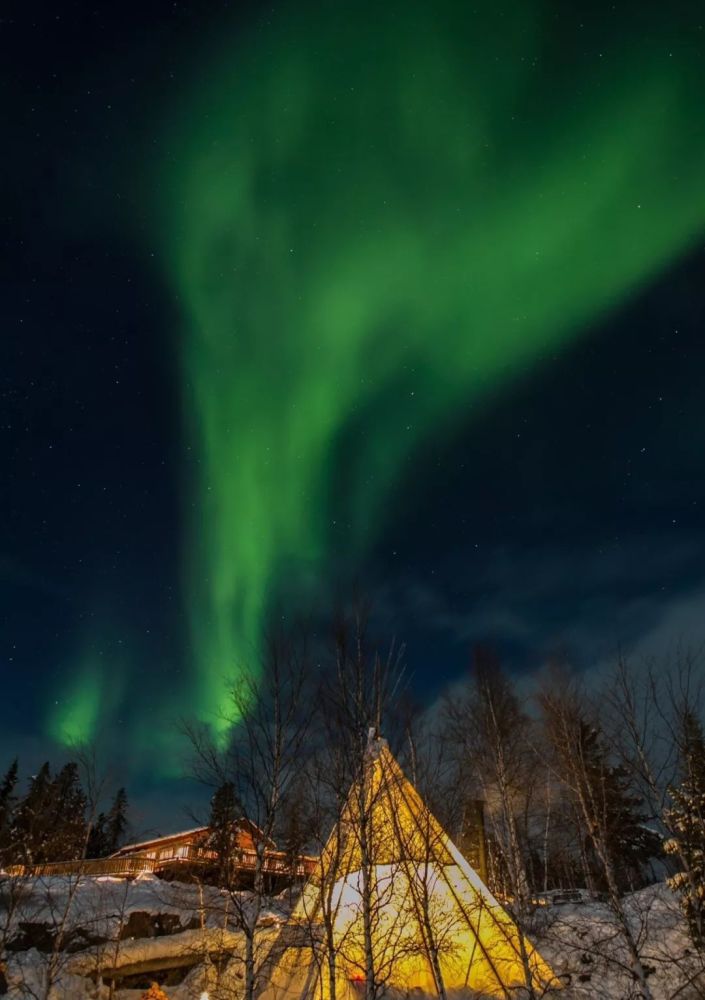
xmin=86 ymin=788 xmax=129 ymax=857
xmin=574 ymin=721 xmax=658 ymax=892
xmin=104 ymin=787 xmax=129 ymax=854
xmin=0 ymin=759 xmax=18 ymax=812
xmin=281 ymin=781 xmax=306 ymax=861
xmin=208 ymin=781 xmax=239 ymax=887
xmin=664 ymin=712 xmax=705 ymax=950
xmin=279 ymin=776 xmax=311 ymax=896
xmin=0 ymin=758 xmax=19 ymax=862
xmin=10 ymin=762 xmax=53 ymax=864
xmin=9 ymin=762 xmax=90 ymax=864
xmin=87 ymin=812 xmax=108 ymax=858
xmin=48 ymin=762 xmax=88 ymax=860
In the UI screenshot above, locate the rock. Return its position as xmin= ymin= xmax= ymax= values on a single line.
xmin=6 ymin=921 xmax=108 ymax=954
xmin=119 ymin=912 xmax=183 ymax=941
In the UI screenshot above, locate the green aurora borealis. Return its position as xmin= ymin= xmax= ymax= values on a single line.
xmin=50 ymin=2 xmax=705 ymax=751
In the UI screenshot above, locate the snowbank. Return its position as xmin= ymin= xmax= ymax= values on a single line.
xmin=2 ymin=875 xmax=703 ymax=998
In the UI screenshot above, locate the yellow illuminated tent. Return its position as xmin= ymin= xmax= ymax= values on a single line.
xmin=265 ymin=735 xmax=556 ymax=1000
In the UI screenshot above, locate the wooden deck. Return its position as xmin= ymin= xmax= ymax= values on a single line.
xmin=4 ymin=846 xmax=317 ymax=880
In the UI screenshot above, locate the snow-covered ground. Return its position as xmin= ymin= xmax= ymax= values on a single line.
xmin=1 ymin=874 xmax=702 ymax=998
xmin=0 ymin=873 xmax=289 ymax=999
xmin=531 ymin=883 xmax=703 ymax=999
xmin=1 ymin=872 xmax=289 ymax=938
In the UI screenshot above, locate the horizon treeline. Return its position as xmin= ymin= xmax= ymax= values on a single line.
xmin=0 ymin=759 xmax=129 ymax=867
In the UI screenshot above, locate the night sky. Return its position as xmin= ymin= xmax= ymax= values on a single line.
xmin=3 ymin=0 xmax=705 ymax=832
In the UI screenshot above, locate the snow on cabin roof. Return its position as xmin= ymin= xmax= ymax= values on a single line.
xmin=112 ymin=816 xmax=272 ymax=857
xmin=112 ymin=826 xmax=209 ymax=856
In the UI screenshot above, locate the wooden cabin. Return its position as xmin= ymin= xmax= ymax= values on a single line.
xmin=111 ymin=818 xmax=266 ymax=866
xmin=111 ymin=818 xmax=315 ymax=886
xmin=6 ymin=818 xmax=316 ymax=885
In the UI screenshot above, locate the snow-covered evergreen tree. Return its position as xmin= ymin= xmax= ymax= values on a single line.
xmin=664 ymin=711 xmax=705 ymax=950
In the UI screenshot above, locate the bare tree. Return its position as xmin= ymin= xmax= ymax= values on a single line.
xmin=600 ymin=650 xmax=705 ymax=842
xmin=446 ymin=651 xmax=535 ymax=899
xmin=601 ymin=649 xmax=705 ymax=970
xmin=292 ymin=604 xmax=407 ymax=1000
xmin=185 ymin=622 xmax=312 ymax=1000
xmin=445 ymin=649 xmax=541 ymax=997
xmin=538 ymin=668 xmax=655 ymax=999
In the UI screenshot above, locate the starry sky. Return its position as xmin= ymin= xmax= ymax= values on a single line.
xmin=3 ymin=0 xmax=705 ymax=832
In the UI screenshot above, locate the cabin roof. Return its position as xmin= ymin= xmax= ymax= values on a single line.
xmin=111 ymin=826 xmax=209 ymax=856
xmin=111 ymin=816 xmax=274 ymax=857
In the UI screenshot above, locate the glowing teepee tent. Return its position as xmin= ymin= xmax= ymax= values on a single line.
xmin=266 ymin=734 xmax=556 ymax=1000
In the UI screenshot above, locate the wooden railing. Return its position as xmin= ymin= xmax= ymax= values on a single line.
xmin=4 ymin=857 xmax=157 ymax=878
xmin=4 ymin=846 xmax=317 ymax=880
xmin=235 ymin=849 xmax=318 ymax=877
